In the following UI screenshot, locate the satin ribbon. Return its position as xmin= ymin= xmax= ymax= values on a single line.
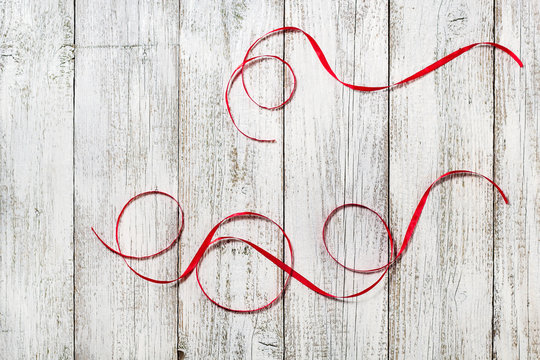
xmin=92 ymin=170 xmax=508 ymax=312
xmin=226 ymin=26 xmax=523 ymax=142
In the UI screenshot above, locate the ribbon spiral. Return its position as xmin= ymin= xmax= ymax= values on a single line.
xmin=226 ymin=26 xmax=523 ymax=142
xmin=93 ymin=28 xmax=521 ymax=312
xmin=92 ymin=171 xmax=508 ymax=312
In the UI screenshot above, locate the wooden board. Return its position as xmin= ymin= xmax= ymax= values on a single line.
xmin=177 ymin=1 xmax=285 ymax=359
xmin=283 ymin=0 xmax=389 ymax=358
xmin=388 ymin=0 xmax=496 ymax=358
xmin=0 ymin=0 xmax=74 ymax=358
xmin=74 ymin=0 xmax=180 ymax=358
xmin=493 ymin=0 xmax=540 ymax=358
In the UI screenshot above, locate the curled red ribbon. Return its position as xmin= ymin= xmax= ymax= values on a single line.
xmin=92 ymin=170 xmax=508 ymax=312
xmin=226 ymin=26 xmax=523 ymax=142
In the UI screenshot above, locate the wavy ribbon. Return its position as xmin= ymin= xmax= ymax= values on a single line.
xmin=92 ymin=170 xmax=508 ymax=312
xmin=226 ymin=26 xmax=523 ymax=142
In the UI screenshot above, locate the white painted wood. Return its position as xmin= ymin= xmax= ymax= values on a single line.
xmin=0 ymin=0 xmax=74 ymax=358
xmin=388 ymin=0 xmax=496 ymax=358
xmin=74 ymin=0 xmax=180 ymax=358
xmin=283 ymin=1 xmax=389 ymax=358
xmin=1 ymin=1 xmax=539 ymax=358
xmin=494 ymin=0 xmax=540 ymax=358
xmin=177 ymin=1 xmax=285 ymax=359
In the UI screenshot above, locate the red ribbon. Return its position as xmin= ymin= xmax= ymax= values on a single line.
xmin=92 ymin=170 xmax=508 ymax=312
xmin=226 ymin=26 xmax=523 ymax=142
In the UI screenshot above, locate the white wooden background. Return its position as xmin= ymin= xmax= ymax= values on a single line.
xmin=0 ymin=0 xmax=538 ymax=359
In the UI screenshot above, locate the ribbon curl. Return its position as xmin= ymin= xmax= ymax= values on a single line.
xmin=226 ymin=26 xmax=523 ymax=142
xmin=92 ymin=170 xmax=508 ymax=312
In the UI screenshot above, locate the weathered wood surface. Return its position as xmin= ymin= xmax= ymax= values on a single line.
xmin=74 ymin=0 xmax=180 ymax=358
xmin=0 ymin=0 xmax=74 ymax=359
xmin=0 ymin=0 xmax=538 ymax=359
xmin=178 ymin=1 xmax=284 ymax=359
xmin=493 ymin=0 xmax=540 ymax=358
xmin=284 ymin=0 xmax=388 ymax=359
xmin=389 ymin=1 xmax=496 ymax=358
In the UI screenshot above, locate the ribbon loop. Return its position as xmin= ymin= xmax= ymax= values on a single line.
xmin=93 ymin=171 xmax=508 ymax=312
xmin=226 ymin=27 xmax=523 ymax=141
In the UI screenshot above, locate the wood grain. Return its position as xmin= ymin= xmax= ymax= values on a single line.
xmin=74 ymin=0 xmax=180 ymax=358
xmin=0 ymin=0 xmax=538 ymax=358
xmin=389 ymin=0 xmax=497 ymax=358
xmin=283 ymin=0 xmax=389 ymax=358
xmin=0 ymin=0 xmax=74 ymax=358
xmin=494 ymin=0 xmax=540 ymax=358
xmin=178 ymin=1 xmax=284 ymax=359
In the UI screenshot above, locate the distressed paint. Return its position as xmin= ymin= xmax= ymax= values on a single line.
xmin=74 ymin=0 xmax=180 ymax=358
xmin=493 ymin=0 xmax=540 ymax=358
xmin=0 ymin=0 xmax=74 ymax=358
xmin=284 ymin=0 xmax=389 ymax=359
xmin=178 ymin=1 xmax=285 ymax=359
xmin=389 ymin=0 xmax=496 ymax=358
xmin=0 ymin=0 xmax=538 ymax=358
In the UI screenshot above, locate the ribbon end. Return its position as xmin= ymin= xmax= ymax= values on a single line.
xmin=498 ymin=190 xmax=510 ymax=204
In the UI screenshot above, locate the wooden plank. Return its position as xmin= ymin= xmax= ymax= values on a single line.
xmin=388 ymin=0 xmax=496 ymax=358
xmin=74 ymin=1 xmax=180 ymax=358
xmin=494 ymin=0 xmax=540 ymax=358
xmin=177 ymin=1 xmax=284 ymax=359
xmin=0 ymin=1 xmax=74 ymax=358
xmin=284 ymin=1 xmax=389 ymax=358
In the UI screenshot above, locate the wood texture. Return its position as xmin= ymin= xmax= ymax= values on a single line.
xmin=493 ymin=0 xmax=540 ymax=358
xmin=389 ymin=0 xmax=496 ymax=358
xmin=0 ymin=0 xmax=538 ymax=358
xmin=283 ymin=0 xmax=389 ymax=359
xmin=178 ymin=1 xmax=284 ymax=359
xmin=74 ymin=1 xmax=180 ymax=358
xmin=0 ymin=1 xmax=74 ymax=358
